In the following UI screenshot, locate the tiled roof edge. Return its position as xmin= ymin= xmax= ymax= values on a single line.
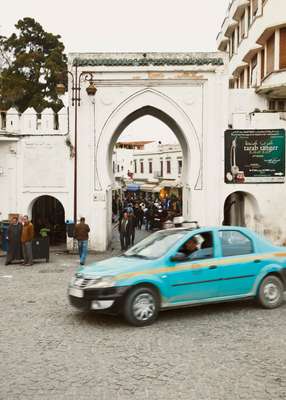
xmin=73 ymin=57 xmax=224 ymax=67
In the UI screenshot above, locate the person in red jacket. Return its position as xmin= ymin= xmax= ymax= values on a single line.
xmin=21 ymin=215 xmax=34 ymax=266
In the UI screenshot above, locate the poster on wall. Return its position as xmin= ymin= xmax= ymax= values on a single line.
xmin=225 ymin=129 xmax=285 ymax=183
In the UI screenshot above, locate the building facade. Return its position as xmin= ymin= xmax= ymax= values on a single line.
xmin=66 ymin=52 xmax=226 ymax=250
xmin=0 ymin=0 xmax=285 ymax=250
xmin=217 ymin=0 xmax=286 ymax=243
xmin=0 ymin=107 xmax=73 ymax=244
xmin=113 ymin=142 xmax=183 ymax=199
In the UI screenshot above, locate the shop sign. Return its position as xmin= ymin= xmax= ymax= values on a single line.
xmin=224 ymin=129 xmax=285 ymax=183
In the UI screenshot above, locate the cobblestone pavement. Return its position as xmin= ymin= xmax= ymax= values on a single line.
xmin=1 ymin=228 xmax=286 ymax=400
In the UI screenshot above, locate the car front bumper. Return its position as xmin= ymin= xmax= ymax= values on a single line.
xmin=68 ymin=285 xmax=130 ymax=313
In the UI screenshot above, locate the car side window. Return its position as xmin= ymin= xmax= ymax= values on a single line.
xmin=219 ymin=231 xmax=253 ymax=257
xmin=178 ymin=232 xmax=214 ymax=260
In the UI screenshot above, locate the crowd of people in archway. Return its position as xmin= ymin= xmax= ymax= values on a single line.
xmin=113 ymin=193 xmax=182 ymax=251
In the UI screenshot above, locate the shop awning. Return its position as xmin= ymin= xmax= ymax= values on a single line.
xmin=140 ymin=184 xmax=157 ymax=192
xmin=159 ymin=180 xmax=181 ymax=188
xmin=126 ymin=183 xmax=140 ymax=192
xmin=152 ymin=185 xmax=161 ymax=193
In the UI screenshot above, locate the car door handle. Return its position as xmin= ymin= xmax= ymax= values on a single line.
xmin=208 ymin=265 xmax=218 ymax=270
xmin=254 ymin=259 xmax=261 ymax=263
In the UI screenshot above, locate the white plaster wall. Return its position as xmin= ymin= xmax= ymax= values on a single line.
xmin=112 ymin=148 xmax=134 ymax=179
xmin=133 ymin=148 xmax=182 ymax=181
xmin=0 ymin=135 xmax=72 ymax=224
xmin=224 ymin=87 xmax=286 ymax=244
xmin=70 ymin=59 xmax=227 ymax=250
xmin=0 ymin=140 xmax=19 ymax=219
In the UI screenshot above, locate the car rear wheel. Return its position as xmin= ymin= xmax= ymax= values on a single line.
xmin=258 ymin=275 xmax=284 ymax=309
xmin=123 ymin=286 xmax=159 ymax=326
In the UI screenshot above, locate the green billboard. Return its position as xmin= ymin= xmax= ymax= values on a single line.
xmin=225 ymin=129 xmax=285 ymax=183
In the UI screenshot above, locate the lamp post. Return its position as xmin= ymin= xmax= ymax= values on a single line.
xmin=56 ymin=60 xmax=97 ymax=227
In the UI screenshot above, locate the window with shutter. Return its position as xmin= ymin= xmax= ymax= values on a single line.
xmin=280 ymin=28 xmax=286 ymax=69
xmin=240 ymin=70 xmax=244 ymax=88
xmin=269 ymin=100 xmax=276 ymax=111
xmin=267 ymin=33 xmax=275 ymax=74
xmin=166 ymin=160 xmax=171 ymax=174
xmin=247 ymin=66 xmax=251 ymax=88
xmin=241 ymin=12 xmax=245 ymax=38
xmin=261 ymin=49 xmax=265 ymax=79
xmin=278 ymin=101 xmax=286 ymax=111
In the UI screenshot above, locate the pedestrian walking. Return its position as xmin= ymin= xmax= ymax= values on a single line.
xmin=21 ymin=215 xmax=34 ymax=266
xmin=74 ymin=217 xmax=90 ymax=265
xmin=5 ymin=216 xmax=22 ymax=265
xmin=128 ymin=211 xmax=136 ymax=246
xmin=118 ymin=211 xmax=131 ymax=251
xmin=138 ymin=206 xmax=144 ymax=230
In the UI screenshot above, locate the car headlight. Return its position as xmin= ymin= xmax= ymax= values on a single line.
xmin=70 ymin=276 xmax=77 ymax=286
xmin=86 ymin=276 xmax=116 ymax=289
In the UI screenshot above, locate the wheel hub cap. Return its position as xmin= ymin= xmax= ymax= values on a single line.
xmin=133 ymin=293 xmax=155 ymax=321
xmin=264 ymin=283 xmax=280 ymax=303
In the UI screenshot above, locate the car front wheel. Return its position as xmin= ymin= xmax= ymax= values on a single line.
xmin=124 ymin=286 xmax=160 ymax=326
xmin=258 ymin=275 xmax=284 ymax=309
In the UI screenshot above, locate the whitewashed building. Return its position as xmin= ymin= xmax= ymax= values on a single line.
xmin=112 ymin=141 xmax=183 ymax=193
xmin=0 ymin=107 xmax=73 ymax=244
xmin=0 ymin=0 xmax=286 ymax=250
xmin=217 ymin=0 xmax=286 ymax=242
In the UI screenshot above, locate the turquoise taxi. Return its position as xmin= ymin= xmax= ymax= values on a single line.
xmin=68 ymin=226 xmax=286 ymax=326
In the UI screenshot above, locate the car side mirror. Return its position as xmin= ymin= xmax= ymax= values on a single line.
xmin=170 ymin=253 xmax=188 ymax=262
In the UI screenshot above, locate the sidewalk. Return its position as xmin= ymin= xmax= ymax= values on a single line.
xmin=0 ymin=227 xmax=150 ymax=263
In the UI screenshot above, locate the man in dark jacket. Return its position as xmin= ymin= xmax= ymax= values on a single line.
xmin=128 ymin=211 xmax=136 ymax=246
xmin=5 ymin=216 xmax=22 ymax=265
xmin=118 ymin=211 xmax=131 ymax=251
xmin=74 ymin=217 xmax=90 ymax=265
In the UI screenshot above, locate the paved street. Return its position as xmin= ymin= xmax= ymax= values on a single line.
xmin=1 ymin=228 xmax=286 ymax=400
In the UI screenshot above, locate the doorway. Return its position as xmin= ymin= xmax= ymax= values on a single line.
xmin=223 ymin=191 xmax=260 ymax=232
xmin=31 ymin=195 xmax=66 ymax=245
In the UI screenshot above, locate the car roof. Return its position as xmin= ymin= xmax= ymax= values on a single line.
xmin=162 ymin=225 xmax=257 ymax=236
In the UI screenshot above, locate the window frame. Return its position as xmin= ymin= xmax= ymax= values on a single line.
xmin=178 ymin=159 xmax=183 ymax=175
xmin=176 ymin=231 xmax=215 ymax=261
xmin=219 ymin=230 xmax=254 ymax=257
xmin=166 ymin=159 xmax=171 ymax=174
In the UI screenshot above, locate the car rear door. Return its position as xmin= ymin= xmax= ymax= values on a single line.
xmin=216 ymin=229 xmax=263 ymax=297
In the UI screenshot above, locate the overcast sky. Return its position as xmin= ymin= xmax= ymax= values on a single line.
xmin=1 ymin=0 xmax=230 ymax=143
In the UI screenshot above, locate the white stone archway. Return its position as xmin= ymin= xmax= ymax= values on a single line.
xmin=95 ymin=88 xmax=201 ymax=190
xmin=93 ymin=88 xmax=202 ymax=248
xmin=71 ymin=52 xmax=226 ymax=250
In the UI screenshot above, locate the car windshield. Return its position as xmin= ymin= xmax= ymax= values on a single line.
xmin=124 ymin=230 xmax=188 ymax=260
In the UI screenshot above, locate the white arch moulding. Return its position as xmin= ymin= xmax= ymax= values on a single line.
xmin=223 ymin=190 xmax=261 ymax=233
xmin=26 ymin=193 xmax=67 ymax=219
xmin=93 ymin=88 xmax=202 ymax=248
xmin=95 ymin=88 xmax=201 ymax=191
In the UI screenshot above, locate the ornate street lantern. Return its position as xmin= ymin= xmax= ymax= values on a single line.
xmin=86 ymin=82 xmax=97 ymax=96
xmin=56 ymin=83 xmax=66 ymax=95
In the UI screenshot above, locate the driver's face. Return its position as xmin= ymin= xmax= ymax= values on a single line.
xmin=185 ymin=239 xmax=198 ymax=252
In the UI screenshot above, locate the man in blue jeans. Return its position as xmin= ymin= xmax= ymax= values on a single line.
xmin=74 ymin=217 xmax=90 ymax=265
